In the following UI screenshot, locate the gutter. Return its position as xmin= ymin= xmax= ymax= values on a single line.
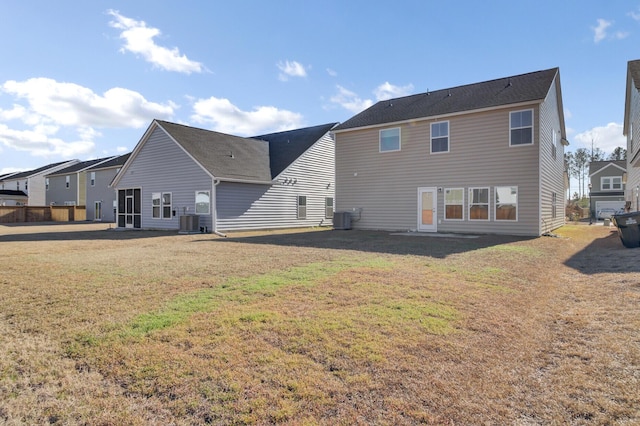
xmin=212 ymin=178 xmax=226 ymax=237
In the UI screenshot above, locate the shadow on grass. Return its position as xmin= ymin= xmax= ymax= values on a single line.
xmin=564 ymin=229 xmax=640 ymax=274
xmin=200 ymin=229 xmax=535 ymax=258
xmin=0 ymin=226 xmax=176 ymax=242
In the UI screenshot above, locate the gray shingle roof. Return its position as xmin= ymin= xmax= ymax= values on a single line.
xmin=3 ymin=160 xmax=74 ymax=180
xmin=85 ymin=153 xmax=131 ymax=171
xmin=334 ymin=68 xmax=559 ymax=131
xmin=589 ymin=160 xmax=626 ymax=175
xmin=253 ymin=122 xmax=338 ymax=177
xmin=47 ymin=156 xmax=117 ymax=176
xmin=156 ymin=120 xmax=273 ymax=182
xmin=0 ymin=190 xmax=27 ymax=197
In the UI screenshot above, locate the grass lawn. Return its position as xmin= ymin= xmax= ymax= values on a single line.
xmin=0 ymin=223 xmax=638 ymax=424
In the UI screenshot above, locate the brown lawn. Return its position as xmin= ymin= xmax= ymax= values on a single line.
xmin=0 ymin=222 xmax=638 ymax=425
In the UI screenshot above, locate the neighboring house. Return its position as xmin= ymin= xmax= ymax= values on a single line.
xmin=0 ymin=160 xmax=79 ymax=205
xmin=111 ymin=120 xmax=337 ymax=232
xmin=85 ymin=153 xmax=131 ymax=222
xmin=623 ymin=59 xmax=640 ymax=211
xmin=0 ymin=189 xmax=28 ymax=206
xmin=332 ymin=68 xmax=568 ymax=236
xmin=45 ymin=157 xmax=116 ymax=207
xmin=588 ymin=160 xmax=627 ymax=218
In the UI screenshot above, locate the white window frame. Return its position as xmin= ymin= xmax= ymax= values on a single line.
xmin=195 ymin=190 xmax=211 ymax=215
xmin=325 ymin=197 xmax=334 ymax=219
xmin=444 ymin=188 xmax=464 ymax=220
xmin=45 ymin=178 xmax=49 ymax=191
xmin=90 ymin=171 xmax=96 ymax=187
xmin=65 ymin=175 xmax=70 ymax=189
xmin=297 ymin=195 xmax=307 ymax=219
xmin=469 ymin=187 xmax=490 ymax=221
xmin=152 ymin=192 xmax=161 ymax=218
xmin=551 ymin=130 xmax=557 ymax=160
xmin=16 ymin=181 xmax=20 ymax=191
xmin=495 ymin=186 xmax=518 ymax=221
xmin=509 ymin=109 xmax=534 ymax=146
xmin=430 ymin=121 xmax=450 ymax=154
xmin=162 ymin=192 xmax=172 ymax=219
xmin=601 ymin=176 xmax=622 ymax=191
xmin=379 ymin=127 xmax=401 ymax=153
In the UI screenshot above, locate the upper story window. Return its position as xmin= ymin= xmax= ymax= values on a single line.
xmin=552 ymin=130 xmax=557 ymax=160
xmin=510 ymin=109 xmax=533 ymax=146
xmin=65 ymin=175 xmax=70 ymax=188
xmin=16 ymin=181 xmax=20 ymax=191
xmin=431 ymin=121 xmax=449 ymax=153
xmin=379 ymin=128 xmax=401 ymax=152
xmin=45 ymin=178 xmax=49 ymax=191
xmin=90 ymin=172 xmax=96 ymax=187
xmin=601 ymin=176 xmax=622 ymax=191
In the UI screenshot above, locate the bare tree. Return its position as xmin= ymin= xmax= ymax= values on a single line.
xmin=573 ymin=148 xmax=589 ymax=198
xmin=608 ymin=147 xmax=627 ymax=160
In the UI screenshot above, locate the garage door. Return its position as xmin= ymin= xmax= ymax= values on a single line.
xmin=595 ymin=200 xmax=625 ymax=213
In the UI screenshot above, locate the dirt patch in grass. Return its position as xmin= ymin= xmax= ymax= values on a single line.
xmin=0 ymin=223 xmax=638 ymax=424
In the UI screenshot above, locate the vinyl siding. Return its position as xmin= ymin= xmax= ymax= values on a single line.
xmin=336 ymin=105 xmax=543 ymax=236
xmin=115 ymin=127 xmax=213 ymax=230
xmin=216 ymin=132 xmax=335 ymax=231
xmin=538 ymin=76 xmax=566 ymax=234
xmin=627 ymin=81 xmax=640 ymax=207
xmin=86 ymin=167 xmax=120 ymax=221
xmin=46 ymin=174 xmax=79 ymax=206
xmin=27 ymin=176 xmax=46 ymax=205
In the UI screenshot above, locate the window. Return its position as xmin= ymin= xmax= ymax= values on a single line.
xmin=162 ymin=193 xmax=172 ymax=219
xmin=45 ymin=178 xmax=49 ymax=191
xmin=469 ymin=188 xmax=489 ymax=220
xmin=16 ymin=181 xmax=19 ymax=191
xmin=297 ymin=196 xmax=307 ymax=219
xmin=325 ymin=197 xmax=334 ymax=219
xmin=495 ymin=186 xmax=518 ymax=221
xmin=65 ymin=175 xmax=70 ymax=188
xmin=152 ymin=193 xmax=161 ymax=218
xmin=444 ymin=188 xmax=464 ymax=220
xmin=510 ymin=110 xmax=533 ymax=146
xmin=431 ymin=121 xmax=449 ymax=153
xmin=25 ymin=181 xmax=28 ymax=191
xmin=552 ymin=192 xmax=557 ymax=219
xmin=90 ymin=172 xmax=96 ymax=186
xmin=195 ymin=190 xmax=210 ymax=215
xmin=379 ymin=128 xmax=400 ymax=152
xmin=552 ymin=130 xmax=557 ymax=160
xmin=601 ymin=177 xmax=622 ymax=191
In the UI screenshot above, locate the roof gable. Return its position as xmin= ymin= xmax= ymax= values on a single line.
xmin=334 ymin=68 xmax=559 ymax=131
xmin=589 ymin=160 xmax=626 ymax=177
xmin=253 ymin=122 xmax=338 ymax=178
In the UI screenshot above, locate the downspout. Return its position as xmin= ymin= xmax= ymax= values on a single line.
xmin=212 ymin=178 xmax=226 ymax=237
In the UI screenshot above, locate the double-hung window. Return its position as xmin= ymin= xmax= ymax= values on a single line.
xmin=552 ymin=130 xmax=557 ymax=160
xmin=469 ymin=188 xmax=489 ymax=220
xmin=601 ymin=177 xmax=622 ymax=191
xmin=90 ymin=172 xmax=96 ymax=186
xmin=65 ymin=176 xmax=70 ymax=188
xmin=510 ymin=110 xmax=533 ymax=146
xmin=379 ymin=128 xmax=400 ymax=152
xmin=45 ymin=178 xmax=49 ymax=191
xmin=152 ymin=192 xmax=172 ymax=219
xmin=297 ymin=196 xmax=307 ymax=219
xmin=444 ymin=188 xmax=463 ymax=220
xmin=325 ymin=197 xmax=334 ymax=219
xmin=431 ymin=121 xmax=449 ymax=153
xmin=495 ymin=186 xmax=518 ymax=221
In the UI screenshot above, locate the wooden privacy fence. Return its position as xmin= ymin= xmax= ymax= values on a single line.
xmin=0 ymin=206 xmax=86 ymax=223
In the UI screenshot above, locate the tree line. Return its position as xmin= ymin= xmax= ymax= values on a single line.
xmin=565 ymin=146 xmax=626 ymax=200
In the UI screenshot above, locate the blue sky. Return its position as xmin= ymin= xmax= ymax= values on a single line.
xmin=0 ymin=1 xmax=637 ymax=176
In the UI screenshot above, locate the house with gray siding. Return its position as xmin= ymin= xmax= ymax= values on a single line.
xmin=111 ymin=120 xmax=337 ymax=232
xmin=588 ymin=160 xmax=626 ymax=218
xmin=85 ymin=153 xmax=130 ymax=222
xmin=624 ymin=59 xmax=640 ymax=211
xmin=0 ymin=160 xmax=79 ymax=205
xmin=332 ymin=68 xmax=568 ymax=236
xmin=46 ymin=157 xmax=116 ymax=207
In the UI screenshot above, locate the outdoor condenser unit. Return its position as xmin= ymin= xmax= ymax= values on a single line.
xmin=179 ymin=214 xmax=200 ymax=233
xmin=333 ymin=211 xmax=352 ymax=230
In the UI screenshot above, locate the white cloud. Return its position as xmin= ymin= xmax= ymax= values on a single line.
xmin=572 ymin=122 xmax=626 ymax=154
xmin=629 ymin=8 xmax=640 ymax=21
xmin=592 ymin=19 xmax=612 ymax=43
xmin=592 ymin=18 xmax=629 ymax=43
xmin=0 ymin=77 xmax=175 ymax=157
xmin=373 ymin=82 xmax=414 ymax=101
xmin=116 ymin=146 xmax=128 ymax=153
xmin=191 ymin=96 xmax=304 ymax=135
xmin=326 ymin=68 xmax=337 ymax=77
xmin=277 ymin=60 xmax=307 ymax=81
xmin=107 ymin=9 xmax=204 ymax=74
xmin=330 ymin=85 xmax=374 ymax=114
